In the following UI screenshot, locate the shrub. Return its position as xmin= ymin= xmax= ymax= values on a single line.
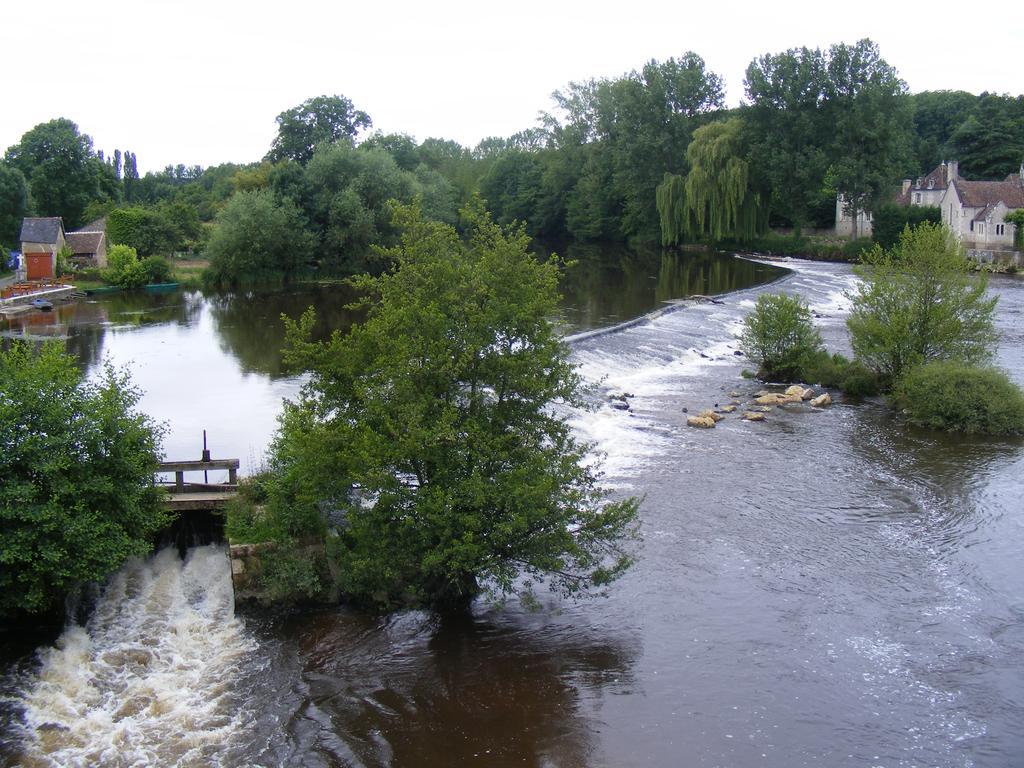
xmin=141 ymin=255 xmax=172 ymax=284
xmin=872 ymin=203 xmax=941 ymax=250
xmin=0 ymin=342 xmax=168 ymax=616
xmin=848 ymin=223 xmax=998 ymax=387
xmin=801 ymin=351 xmax=882 ymax=397
xmin=740 ymin=293 xmax=824 ymax=381
xmin=894 ymin=361 xmax=1024 ymax=435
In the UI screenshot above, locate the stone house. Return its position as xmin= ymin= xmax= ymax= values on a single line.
xmin=17 ymin=216 xmax=109 ymax=278
xmin=836 ymin=160 xmax=1022 ymax=248
xmin=19 ymin=217 xmax=65 ymax=280
xmin=940 ymin=165 xmax=1023 ymax=249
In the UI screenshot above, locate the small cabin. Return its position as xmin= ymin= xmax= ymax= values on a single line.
xmin=19 ymin=217 xmax=65 ymax=280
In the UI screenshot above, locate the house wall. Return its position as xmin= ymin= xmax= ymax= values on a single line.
xmin=835 ymin=196 xmax=874 ymax=237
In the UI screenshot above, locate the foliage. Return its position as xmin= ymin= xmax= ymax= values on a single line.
xmin=102 ymin=244 xmax=148 ymax=287
xmin=266 ymin=94 xmax=372 ymax=165
xmin=0 ymin=163 xmax=28 ymax=248
xmin=0 ymin=342 xmax=168 ymax=616
xmin=800 ymin=351 xmax=881 ymax=397
xmin=257 ymin=542 xmax=326 ymax=602
xmin=107 ymin=203 xmax=198 ymax=256
xmin=744 ymin=40 xmax=912 ymax=236
xmin=204 ymin=190 xmax=317 ymax=285
xmin=274 ymin=202 xmax=639 ymax=611
xmin=659 ymin=118 xmax=768 ymax=244
xmin=739 ymin=293 xmax=824 ymax=381
xmin=871 ymin=204 xmax=941 ymax=250
xmin=1006 ymin=209 xmax=1024 ymax=248
xmin=847 ymin=223 xmax=998 ymax=386
xmin=893 ymin=361 xmax=1024 ymax=435
xmin=4 ymin=118 xmax=117 ymax=228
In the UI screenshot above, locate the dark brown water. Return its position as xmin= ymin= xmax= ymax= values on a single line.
xmin=3 ymin=255 xmax=1023 ymax=767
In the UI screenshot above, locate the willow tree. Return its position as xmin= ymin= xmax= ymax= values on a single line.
xmin=656 ymin=119 xmax=767 ymax=245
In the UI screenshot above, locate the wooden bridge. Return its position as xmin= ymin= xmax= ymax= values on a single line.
xmin=159 ymin=457 xmax=240 ymax=512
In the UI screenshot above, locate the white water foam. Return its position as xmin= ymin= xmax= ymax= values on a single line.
xmin=14 ymin=545 xmax=255 ymax=768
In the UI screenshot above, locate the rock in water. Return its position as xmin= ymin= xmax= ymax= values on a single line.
xmin=687 ymin=416 xmax=716 ymax=429
xmin=742 ymin=411 xmax=766 ymax=421
xmin=699 ymin=409 xmax=724 ymax=422
xmin=810 ymin=393 xmax=832 ymax=407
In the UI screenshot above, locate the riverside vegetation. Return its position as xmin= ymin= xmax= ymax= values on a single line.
xmin=740 ymin=223 xmax=1024 ymax=435
xmin=227 ymin=203 xmax=640 ymax=609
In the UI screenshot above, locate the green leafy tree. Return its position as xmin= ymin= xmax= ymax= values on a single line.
xmin=0 ymin=163 xmax=28 ymax=248
xmin=275 ymin=202 xmax=639 ymax=611
xmin=894 ymin=361 xmax=1024 ymax=435
xmin=106 ymin=205 xmax=184 ymax=256
xmin=0 ymin=342 xmax=168 ymax=616
xmin=871 ymin=203 xmax=941 ymax=249
xmin=204 ymin=190 xmax=317 ymax=285
xmin=740 ymin=293 xmax=824 ymax=381
xmin=657 ymin=118 xmax=768 ymax=244
xmin=847 ymin=222 xmax=998 ymax=385
xmin=4 ymin=118 xmax=113 ymax=228
xmin=266 ymin=95 xmax=372 ymax=165
xmin=824 ymin=40 xmax=914 ymax=238
xmin=102 ymin=244 xmax=149 ymax=288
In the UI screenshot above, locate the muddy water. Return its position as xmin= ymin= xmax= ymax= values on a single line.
xmin=2 ymin=256 xmax=1023 ymax=767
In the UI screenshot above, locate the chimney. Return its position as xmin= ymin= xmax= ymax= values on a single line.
xmin=902 ymin=179 xmax=912 ymax=195
xmin=948 ymin=160 xmax=959 ymax=181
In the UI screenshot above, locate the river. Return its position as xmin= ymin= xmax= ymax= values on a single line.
xmin=2 ymin=250 xmax=1022 ymax=767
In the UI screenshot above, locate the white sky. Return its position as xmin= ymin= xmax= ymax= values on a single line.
xmin=3 ymin=0 xmax=1021 ymax=174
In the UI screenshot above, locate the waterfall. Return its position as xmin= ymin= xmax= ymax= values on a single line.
xmin=11 ymin=545 xmax=256 ymax=768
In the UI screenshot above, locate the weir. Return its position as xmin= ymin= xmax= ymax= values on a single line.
xmin=156 ymin=455 xmax=240 ymax=556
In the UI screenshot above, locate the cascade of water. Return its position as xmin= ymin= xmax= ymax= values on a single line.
xmin=11 ymin=545 xmax=256 ymax=768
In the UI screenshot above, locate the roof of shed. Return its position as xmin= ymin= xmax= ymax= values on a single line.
xmin=65 ymin=231 xmax=105 ymax=254
xmin=19 ymin=217 xmax=64 ymax=244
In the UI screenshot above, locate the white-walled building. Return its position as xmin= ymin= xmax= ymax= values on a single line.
xmin=836 ymin=160 xmax=1022 ymax=248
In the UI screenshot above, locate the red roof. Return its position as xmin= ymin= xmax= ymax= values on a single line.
xmin=952 ymin=177 xmax=1024 ymax=211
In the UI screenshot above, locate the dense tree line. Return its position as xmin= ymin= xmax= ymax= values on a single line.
xmin=2 ymin=40 xmax=1022 ymax=265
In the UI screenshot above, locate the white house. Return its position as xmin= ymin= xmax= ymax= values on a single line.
xmin=940 ymin=165 xmax=1023 ymax=249
xmin=836 ymin=160 xmax=1022 ymax=248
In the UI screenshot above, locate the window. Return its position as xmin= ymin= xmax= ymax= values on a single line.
xmin=969 ymin=220 xmax=974 ymax=232
xmin=914 ymin=193 xmax=922 ymax=203
xmin=977 ymin=222 xmax=986 ymax=235
xmin=996 ymin=224 xmax=1005 ymax=236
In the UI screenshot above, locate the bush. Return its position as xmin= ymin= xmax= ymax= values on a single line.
xmin=872 ymin=203 xmax=941 ymax=250
xmin=140 ymin=255 xmax=172 ymax=284
xmin=894 ymin=361 xmax=1024 ymax=435
xmin=740 ymin=293 xmax=824 ymax=381
xmin=0 ymin=342 xmax=168 ymax=616
xmin=801 ymin=351 xmax=882 ymax=397
xmin=848 ymin=223 xmax=998 ymax=387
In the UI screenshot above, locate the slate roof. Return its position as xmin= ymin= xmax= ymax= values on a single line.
xmin=894 ymin=162 xmax=954 ymax=205
xmin=19 ymin=217 xmax=64 ymax=244
xmin=953 ymin=178 xmax=1024 ymax=211
xmin=77 ymin=216 xmax=107 ymax=233
xmin=66 ymin=231 xmax=105 ymax=255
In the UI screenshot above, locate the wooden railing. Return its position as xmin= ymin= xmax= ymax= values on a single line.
xmin=158 ymin=458 xmax=239 ymax=493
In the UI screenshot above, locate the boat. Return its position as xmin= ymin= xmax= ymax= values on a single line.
xmin=143 ymin=282 xmax=180 ymax=293
xmin=30 ymin=298 xmax=53 ymax=311
xmin=85 ymin=285 xmax=123 ymax=295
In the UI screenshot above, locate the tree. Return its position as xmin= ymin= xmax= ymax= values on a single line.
xmin=656 ymin=118 xmax=768 ymax=244
xmin=0 ymin=342 xmax=168 ymax=616
xmin=847 ymin=222 xmax=998 ymax=385
xmin=266 ymin=95 xmax=372 ymax=165
xmin=274 ymin=202 xmax=639 ymax=611
xmin=739 ymin=293 xmax=824 ymax=381
xmin=1006 ymin=209 xmax=1024 ymax=248
xmin=4 ymin=118 xmax=113 ymax=227
xmin=743 ymin=46 xmax=831 ymax=234
xmin=204 ymin=190 xmax=317 ymax=285
xmin=824 ymin=40 xmax=913 ymax=238
xmin=0 ymin=163 xmax=28 ymax=248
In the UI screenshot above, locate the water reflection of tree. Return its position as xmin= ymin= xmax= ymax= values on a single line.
xmin=554 ymin=242 xmax=786 ymax=333
xmin=207 ymin=285 xmax=363 ymax=378
xmin=260 ymin=607 xmax=637 ymax=767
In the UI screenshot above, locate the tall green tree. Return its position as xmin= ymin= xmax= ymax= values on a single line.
xmin=4 ymin=118 xmax=114 ymax=227
xmin=0 ymin=342 xmax=168 ymax=617
xmin=823 ymin=40 xmax=913 ymax=238
xmin=0 ymin=163 xmax=29 ymax=249
xmin=275 ymin=202 xmax=639 ymax=611
xmin=847 ymin=222 xmax=997 ymax=385
xmin=743 ymin=46 xmax=831 ymax=234
xmin=266 ymin=95 xmax=372 ymax=165
xmin=657 ymin=118 xmax=768 ymax=244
